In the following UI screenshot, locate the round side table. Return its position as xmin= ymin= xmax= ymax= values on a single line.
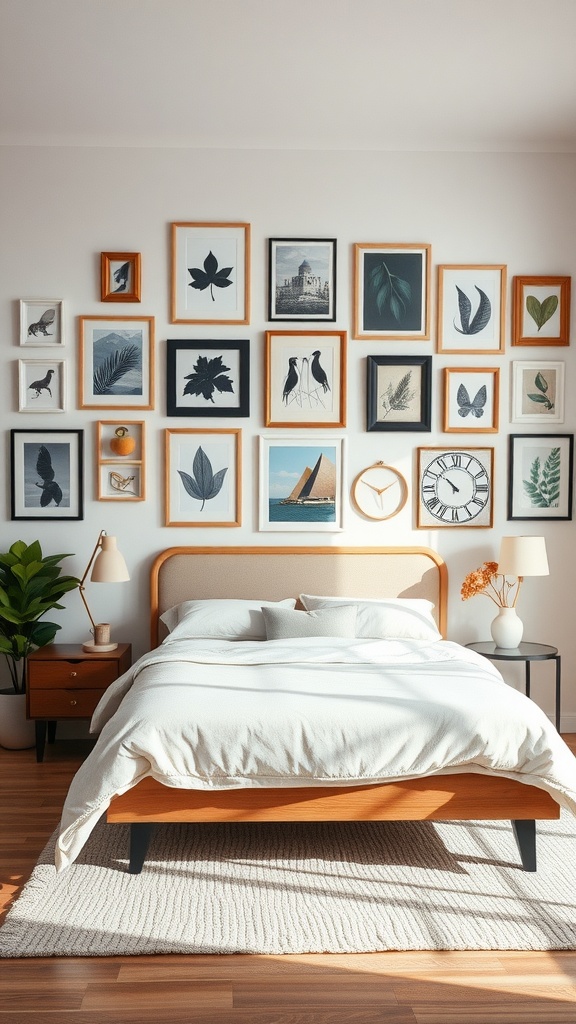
xmin=465 ymin=641 xmax=561 ymax=732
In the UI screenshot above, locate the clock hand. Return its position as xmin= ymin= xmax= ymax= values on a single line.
xmin=376 ymin=481 xmax=397 ymax=496
xmin=445 ymin=476 xmax=460 ymax=494
xmin=361 ymin=481 xmax=381 ymax=493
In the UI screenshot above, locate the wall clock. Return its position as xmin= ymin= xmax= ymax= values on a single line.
xmin=350 ymin=461 xmax=408 ymax=521
xmin=417 ymin=447 xmax=494 ymax=528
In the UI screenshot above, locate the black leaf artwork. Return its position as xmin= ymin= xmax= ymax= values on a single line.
xmin=27 ymin=308 xmax=55 ymax=337
xmin=188 ymin=252 xmax=233 ymax=301
xmin=454 ymin=286 xmax=492 ymax=335
xmin=93 ymin=345 xmax=140 ymax=395
xmin=370 ymin=262 xmax=412 ymax=322
xmin=457 ymin=383 xmax=486 ymax=418
xmin=178 ymin=446 xmax=228 ymax=512
xmin=183 ymin=355 xmax=234 ymax=403
xmin=35 ymin=445 xmax=63 ymax=507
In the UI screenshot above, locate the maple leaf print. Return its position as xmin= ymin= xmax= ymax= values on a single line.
xmin=183 ymin=355 xmax=235 ymax=403
xmin=188 ymin=251 xmax=233 ymax=301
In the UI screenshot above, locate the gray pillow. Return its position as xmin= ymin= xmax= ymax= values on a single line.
xmin=262 ymin=604 xmax=358 ymax=640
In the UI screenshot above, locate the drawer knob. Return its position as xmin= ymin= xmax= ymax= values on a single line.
xmin=69 ymin=699 xmax=77 ymax=706
xmin=70 ymin=671 xmax=77 ymax=678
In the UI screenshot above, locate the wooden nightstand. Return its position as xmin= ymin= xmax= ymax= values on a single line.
xmin=27 ymin=643 xmax=132 ymax=762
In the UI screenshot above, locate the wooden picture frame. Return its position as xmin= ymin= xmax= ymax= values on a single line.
xmin=353 ymin=243 xmax=431 ymax=340
xmin=443 ymin=367 xmax=500 ymax=433
xmin=166 ymin=339 xmax=250 ymax=418
xmin=19 ymin=299 xmax=64 ymax=347
xmin=259 ymin=435 xmax=346 ymax=532
xmin=100 ymin=252 xmax=141 ymax=303
xmin=78 ymin=315 xmax=154 ymax=410
xmin=512 ymin=275 xmax=570 ymax=347
xmin=508 ymin=433 xmax=573 ymax=521
xmin=10 ymin=428 xmax=83 ymax=521
xmin=97 ymin=420 xmax=146 ymax=502
xmin=265 ymin=330 xmax=346 ymax=428
xmin=511 ymin=361 xmax=565 ymax=424
xmin=165 ymin=428 xmax=241 ymax=527
xmin=268 ymin=238 xmax=337 ymax=321
xmin=437 ymin=265 xmax=506 ymax=354
xmin=417 ymin=446 xmax=494 ymax=529
xmin=366 ymin=355 xmax=431 ymax=432
xmin=171 ymin=222 xmax=250 ymax=325
xmin=18 ymin=358 xmax=66 ymax=413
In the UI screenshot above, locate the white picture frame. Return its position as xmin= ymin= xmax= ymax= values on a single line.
xmin=19 ymin=299 xmax=64 ymax=347
xmin=259 ymin=435 xmax=346 ymax=532
xmin=18 ymin=359 xmax=66 ymax=413
xmin=511 ymin=361 xmax=565 ymax=424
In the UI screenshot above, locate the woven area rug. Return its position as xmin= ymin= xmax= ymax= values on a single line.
xmin=1 ymin=814 xmax=575 ymax=957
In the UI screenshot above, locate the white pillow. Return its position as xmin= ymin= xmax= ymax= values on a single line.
xmin=299 ymin=594 xmax=441 ymax=641
xmin=161 ymin=598 xmax=297 ymax=642
xmin=262 ymin=604 xmax=358 ymax=640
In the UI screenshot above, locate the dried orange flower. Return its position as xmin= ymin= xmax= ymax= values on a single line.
xmin=461 ymin=561 xmax=518 ymax=607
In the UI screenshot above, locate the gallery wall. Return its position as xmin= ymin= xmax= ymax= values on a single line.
xmin=1 ymin=145 xmax=575 ymax=726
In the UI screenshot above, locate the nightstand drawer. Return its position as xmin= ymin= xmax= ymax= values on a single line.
xmin=27 ymin=660 xmax=119 ymax=689
xmin=28 ymin=688 xmax=105 ymax=718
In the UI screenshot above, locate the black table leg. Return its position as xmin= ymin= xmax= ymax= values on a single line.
xmin=525 ymin=661 xmax=531 ymax=699
xmin=35 ymin=720 xmax=47 ymax=763
xmin=555 ymin=656 xmax=561 ymax=731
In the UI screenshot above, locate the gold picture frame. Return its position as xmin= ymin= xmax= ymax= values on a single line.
xmin=265 ymin=330 xmax=347 ymax=428
xmin=353 ymin=242 xmax=431 ymax=341
xmin=437 ymin=264 xmax=506 ymax=354
xmin=97 ymin=420 xmax=146 ymax=502
xmin=512 ymin=275 xmax=571 ymax=347
xmin=171 ymin=222 xmax=250 ymax=325
xmin=101 ymin=252 xmax=141 ymax=302
xmin=165 ymin=428 xmax=241 ymax=527
xmin=443 ymin=367 xmax=500 ymax=433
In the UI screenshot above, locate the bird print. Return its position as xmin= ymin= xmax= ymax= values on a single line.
xmin=282 ymin=356 xmax=299 ymax=404
xmin=28 ymin=368 xmax=55 ymax=399
xmin=310 ymin=350 xmax=330 ymax=393
xmin=113 ymin=262 xmax=130 ymax=292
xmin=35 ymin=445 xmax=63 ymax=507
xmin=27 ymin=308 xmax=56 ymax=337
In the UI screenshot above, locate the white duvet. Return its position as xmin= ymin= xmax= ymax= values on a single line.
xmin=56 ymin=637 xmax=576 ymax=870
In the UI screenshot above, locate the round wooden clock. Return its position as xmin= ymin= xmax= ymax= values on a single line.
xmin=351 ymin=461 xmax=408 ymax=521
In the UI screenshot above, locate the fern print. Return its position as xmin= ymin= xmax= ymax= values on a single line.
xmin=522 ymin=448 xmax=560 ymax=508
xmin=380 ymin=371 xmax=416 ymax=418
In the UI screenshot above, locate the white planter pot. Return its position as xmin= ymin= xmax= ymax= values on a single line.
xmin=0 ymin=689 xmax=35 ymax=750
xmin=490 ymin=607 xmax=523 ymax=650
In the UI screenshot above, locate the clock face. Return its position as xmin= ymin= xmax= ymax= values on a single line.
xmin=351 ymin=462 xmax=408 ymax=521
xmin=418 ymin=448 xmax=493 ymax=527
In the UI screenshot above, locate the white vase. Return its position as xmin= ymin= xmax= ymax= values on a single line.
xmin=490 ymin=607 xmax=523 ymax=649
xmin=0 ymin=689 xmax=36 ymax=750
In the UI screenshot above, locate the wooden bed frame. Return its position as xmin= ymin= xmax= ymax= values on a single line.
xmin=107 ymin=546 xmax=560 ymax=873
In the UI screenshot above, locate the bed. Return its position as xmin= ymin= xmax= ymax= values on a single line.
xmin=56 ymin=546 xmax=576 ymax=874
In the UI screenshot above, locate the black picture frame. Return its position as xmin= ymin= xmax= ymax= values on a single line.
xmin=268 ymin=238 xmax=337 ymax=322
xmin=508 ymin=433 xmax=574 ymax=521
xmin=166 ymin=340 xmax=250 ymax=418
xmin=10 ymin=429 xmax=84 ymax=521
xmin=367 ymin=355 xmax=432 ymax=432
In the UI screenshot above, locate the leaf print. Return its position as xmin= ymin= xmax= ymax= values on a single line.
xmin=380 ymin=371 xmax=416 ymax=418
xmin=188 ymin=251 xmax=234 ymax=301
xmin=526 ymin=294 xmax=558 ymax=331
xmin=454 ymin=286 xmax=492 ymax=335
xmin=183 ymin=355 xmax=234 ymax=402
xmin=93 ymin=345 xmax=140 ymax=395
xmin=370 ymin=262 xmax=412 ymax=322
xmin=178 ymin=446 xmax=228 ymax=512
xmin=522 ymin=448 xmax=560 ymax=507
xmin=527 ymin=371 xmax=554 ymax=411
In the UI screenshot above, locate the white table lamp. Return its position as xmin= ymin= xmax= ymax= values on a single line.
xmin=493 ymin=536 xmax=549 ymax=648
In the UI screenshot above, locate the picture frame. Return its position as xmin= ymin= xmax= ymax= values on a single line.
xmin=171 ymin=222 xmax=250 ymax=325
xmin=512 ymin=275 xmax=571 ymax=347
xmin=417 ymin=446 xmax=494 ymax=528
xmin=19 ymin=299 xmax=64 ymax=347
xmin=97 ymin=420 xmax=145 ymax=502
xmin=18 ymin=359 xmax=66 ymax=413
xmin=78 ymin=315 xmax=154 ymax=409
xmin=508 ymin=433 xmax=573 ymax=521
xmin=265 ymin=330 xmax=346 ymax=428
xmin=165 ymin=428 xmax=241 ymax=527
xmin=353 ymin=243 xmax=431 ymax=341
xmin=259 ymin=435 xmax=345 ymax=532
xmin=437 ymin=265 xmax=506 ymax=354
xmin=10 ymin=429 xmax=83 ymax=521
xmin=511 ymin=361 xmax=565 ymax=424
xmin=166 ymin=339 xmax=250 ymax=418
xmin=366 ymin=355 xmax=431 ymax=432
xmin=100 ymin=252 xmax=141 ymax=303
xmin=268 ymin=238 xmax=337 ymax=322
xmin=443 ymin=367 xmax=500 ymax=433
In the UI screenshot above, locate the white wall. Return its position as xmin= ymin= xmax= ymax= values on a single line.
xmin=1 ymin=146 xmax=575 ymax=726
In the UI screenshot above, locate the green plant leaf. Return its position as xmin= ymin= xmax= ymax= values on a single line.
xmin=526 ymin=294 xmax=558 ymax=331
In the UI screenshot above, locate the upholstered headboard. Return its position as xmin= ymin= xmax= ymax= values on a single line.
xmin=150 ymin=546 xmax=447 ymax=647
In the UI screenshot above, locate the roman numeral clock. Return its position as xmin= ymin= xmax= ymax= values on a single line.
xmin=417 ymin=447 xmax=494 ymax=528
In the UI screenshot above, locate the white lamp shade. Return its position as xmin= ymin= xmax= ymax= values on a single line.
xmin=90 ymin=535 xmax=130 ymax=583
xmin=497 ymin=536 xmax=549 ymax=577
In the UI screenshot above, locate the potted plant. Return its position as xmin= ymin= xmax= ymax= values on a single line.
xmin=0 ymin=540 xmax=80 ymax=749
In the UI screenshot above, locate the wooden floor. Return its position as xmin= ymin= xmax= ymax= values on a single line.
xmin=1 ymin=739 xmax=576 ymax=1023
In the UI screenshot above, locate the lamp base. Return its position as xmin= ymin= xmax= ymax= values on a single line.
xmin=82 ymin=641 xmax=119 ymax=653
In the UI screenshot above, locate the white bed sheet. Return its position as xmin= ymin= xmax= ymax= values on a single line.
xmin=55 ymin=637 xmax=576 ymax=870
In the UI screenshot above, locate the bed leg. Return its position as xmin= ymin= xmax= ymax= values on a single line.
xmin=128 ymin=822 xmax=155 ymax=874
xmin=511 ymin=819 xmax=536 ymax=871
